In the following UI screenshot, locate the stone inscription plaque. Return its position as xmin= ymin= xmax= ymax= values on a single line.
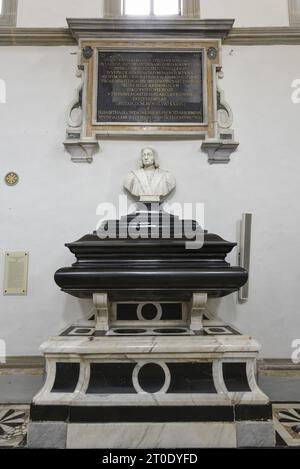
xmin=97 ymin=51 xmax=204 ymax=124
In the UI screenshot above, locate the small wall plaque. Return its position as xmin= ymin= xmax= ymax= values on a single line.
xmin=4 ymin=252 xmax=29 ymax=296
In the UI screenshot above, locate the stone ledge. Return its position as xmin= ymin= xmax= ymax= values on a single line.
xmin=67 ymin=18 xmax=235 ymax=41
xmin=0 ymin=28 xmax=76 ymax=46
xmin=1 ymin=356 xmax=299 ymax=371
xmin=1 ymin=27 xmax=300 ymax=46
xmin=226 ymin=27 xmax=300 ymax=45
xmin=0 ymin=356 xmax=44 ymax=369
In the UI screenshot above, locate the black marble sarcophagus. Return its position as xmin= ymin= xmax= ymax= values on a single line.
xmin=55 ymin=207 xmax=247 ymax=301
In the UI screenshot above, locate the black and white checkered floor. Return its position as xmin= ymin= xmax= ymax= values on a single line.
xmin=0 ymin=403 xmax=299 ymax=448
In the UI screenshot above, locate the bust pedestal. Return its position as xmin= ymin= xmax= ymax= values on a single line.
xmin=28 ymin=208 xmax=275 ymax=448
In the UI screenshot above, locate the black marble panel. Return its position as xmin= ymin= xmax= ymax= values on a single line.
xmin=69 ymin=406 xmax=234 ymax=423
xmin=275 ymin=431 xmax=288 ymax=447
xmin=138 ymin=363 xmax=166 ymax=393
xmin=140 ymin=303 xmax=158 ymax=320
xmin=167 ymin=363 xmax=217 ymax=394
xmin=30 ymin=404 xmax=69 ymax=422
xmin=110 ymin=328 xmax=191 ymax=336
xmin=161 ymin=303 xmax=183 ymax=320
xmin=116 ymin=304 xmax=139 ymax=321
xmin=31 ymin=404 xmax=273 ymax=424
xmin=208 ymin=327 xmax=226 ymax=333
xmin=60 ymin=326 xmax=94 ymax=337
xmin=116 ymin=303 xmax=182 ymax=321
xmin=235 ymin=404 xmax=273 ymax=421
xmin=86 ymin=363 xmax=136 ymax=394
xmin=60 ymin=326 xmax=76 ymax=337
xmin=51 ymin=363 xmax=80 ymax=393
xmin=97 ymin=51 xmax=204 ymax=124
xmin=223 ymin=363 xmax=251 ymax=392
xmin=203 ymin=325 xmax=241 ymax=336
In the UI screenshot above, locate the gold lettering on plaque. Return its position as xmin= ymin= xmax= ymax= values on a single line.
xmin=97 ymin=52 xmax=204 ymax=124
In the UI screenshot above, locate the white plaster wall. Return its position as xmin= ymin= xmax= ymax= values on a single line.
xmin=201 ymin=0 xmax=289 ymax=26
xmin=0 ymin=44 xmax=300 ymax=358
xmin=17 ymin=0 xmax=103 ymax=27
xmin=16 ymin=0 xmax=290 ymax=27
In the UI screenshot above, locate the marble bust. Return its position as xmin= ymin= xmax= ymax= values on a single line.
xmin=124 ymin=148 xmax=176 ymax=202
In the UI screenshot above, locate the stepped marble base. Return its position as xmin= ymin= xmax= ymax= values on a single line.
xmin=28 ymin=316 xmax=275 ymax=449
xmin=28 ymin=420 xmax=275 ymax=449
xmin=28 ymin=407 xmax=275 ymax=448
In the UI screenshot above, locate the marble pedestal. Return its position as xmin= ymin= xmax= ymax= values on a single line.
xmin=28 ymin=310 xmax=275 ymax=449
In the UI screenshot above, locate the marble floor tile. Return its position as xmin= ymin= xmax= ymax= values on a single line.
xmin=273 ymin=404 xmax=300 ymax=447
xmin=0 ymin=405 xmax=29 ymax=448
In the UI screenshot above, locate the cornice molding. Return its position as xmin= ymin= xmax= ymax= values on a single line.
xmin=0 ymin=27 xmax=76 ymax=46
xmin=259 ymin=359 xmax=300 ymax=372
xmin=1 ymin=27 xmax=300 ymax=46
xmin=67 ymin=18 xmax=235 ymax=41
xmin=226 ymin=26 xmax=300 ymax=45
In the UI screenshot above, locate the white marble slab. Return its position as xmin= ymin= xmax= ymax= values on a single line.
xmin=33 ymin=391 xmax=233 ymax=407
xmin=33 ymin=335 xmax=268 ymax=407
xmin=41 ymin=335 xmax=261 ymax=355
xmin=67 ymin=422 xmax=237 ymax=449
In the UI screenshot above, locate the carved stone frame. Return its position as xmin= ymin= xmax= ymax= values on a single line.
xmin=64 ymin=19 xmax=238 ymax=164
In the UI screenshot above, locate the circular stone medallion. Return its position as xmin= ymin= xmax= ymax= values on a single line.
xmin=5 ymin=172 xmax=19 ymax=186
xmin=133 ymin=362 xmax=170 ymax=394
xmin=137 ymin=303 xmax=162 ymax=321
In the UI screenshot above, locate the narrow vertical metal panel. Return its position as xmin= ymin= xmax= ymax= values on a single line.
xmin=239 ymin=214 xmax=252 ymax=302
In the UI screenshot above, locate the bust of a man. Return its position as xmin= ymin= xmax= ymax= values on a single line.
xmin=124 ymin=148 xmax=176 ymax=202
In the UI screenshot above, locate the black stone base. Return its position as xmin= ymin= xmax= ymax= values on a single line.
xmin=30 ymin=403 xmax=273 ymax=424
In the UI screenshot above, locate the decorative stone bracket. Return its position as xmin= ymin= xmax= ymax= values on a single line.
xmin=202 ymin=140 xmax=239 ymax=164
xmin=201 ymin=75 xmax=239 ymax=164
xmin=64 ymin=139 xmax=99 ymax=164
xmin=63 ymin=67 xmax=99 ymax=163
xmin=93 ymin=293 xmax=110 ymax=331
xmin=189 ymin=293 xmax=208 ymax=331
